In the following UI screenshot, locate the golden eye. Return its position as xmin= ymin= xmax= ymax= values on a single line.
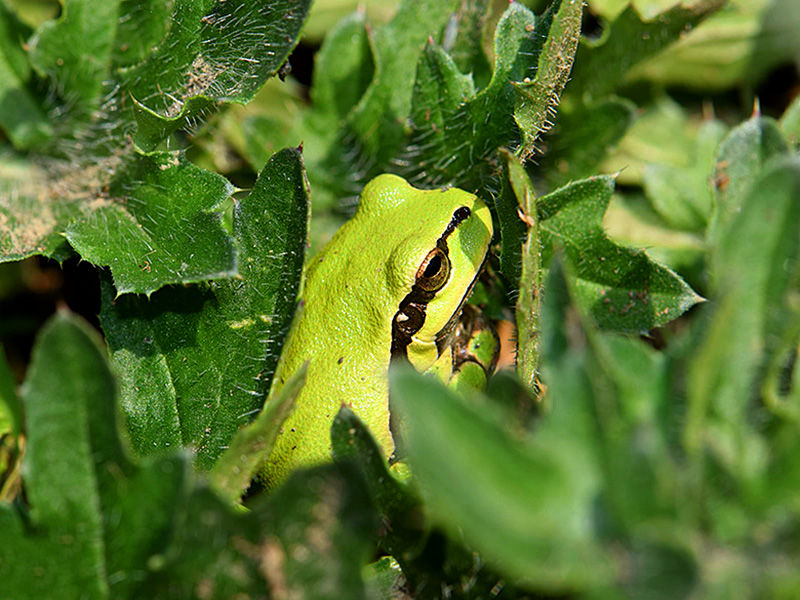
xmin=415 ymin=247 xmax=450 ymax=292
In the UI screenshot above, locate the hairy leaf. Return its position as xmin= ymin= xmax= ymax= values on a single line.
xmin=28 ymin=0 xmax=120 ymax=115
xmin=538 ymin=176 xmax=703 ymax=331
xmin=0 ymin=313 xmax=187 ymax=599
xmin=124 ymin=0 xmax=312 ymax=151
xmin=100 ymin=148 xmax=309 ymax=470
xmin=66 ymin=152 xmax=237 ymax=295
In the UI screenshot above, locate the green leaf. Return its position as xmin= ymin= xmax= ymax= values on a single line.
xmin=147 ymin=466 xmax=375 ymax=599
xmin=124 ymin=0 xmax=312 ymax=151
xmin=568 ymin=0 xmax=726 ymax=100
xmin=343 ymin=0 xmax=459 ymax=170
xmin=1 ymin=312 xmax=188 ymax=599
xmin=331 ymin=406 xmax=423 ymax=559
xmin=538 ymin=175 xmax=703 ymax=331
xmin=112 ymin=0 xmax=172 ymax=68
xmin=538 ymin=259 xmax=701 ymax=594
xmin=210 ymin=364 xmax=307 ymax=504
xmin=309 ymin=9 xmax=375 ymax=130
xmin=99 ymin=148 xmax=309 ymax=469
xmin=19 ymin=314 xmax=113 ymax=539
xmin=399 ymin=39 xmax=477 ymax=188
xmin=781 ymin=92 xmax=800 ymax=148
xmin=0 ymin=345 xmax=22 ymax=503
xmin=643 ymin=117 xmax=728 ymax=231
xmin=397 ymin=0 xmax=583 ymax=188
xmin=497 ymin=150 xmax=541 ymax=386
xmin=0 ymin=4 xmax=51 ymax=149
xmin=0 ymin=345 xmax=20 ymax=436
xmin=28 ymin=0 xmax=120 ymax=115
xmin=628 ymin=0 xmax=800 ymax=91
xmin=0 ymin=149 xmax=79 ymax=262
xmin=709 ymin=116 xmax=788 ymax=272
xmin=602 ymin=94 xmax=697 ymax=187
xmin=65 ymin=152 xmax=237 ymax=295
xmin=391 ymin=366 xmax=614 ymax=591
xmin=496 ymin=151 xmax=532 ymax=287
xmin=442 ymin=0 xmax=492 ymax=89
xmin=505 ymin=0 xmax=583 ymax=160
xmin=686 ymin=156 xmax=800 ymax=480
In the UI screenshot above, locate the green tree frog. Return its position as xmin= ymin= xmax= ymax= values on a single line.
xmin=264 ymin=174 xmax=493 ymax=485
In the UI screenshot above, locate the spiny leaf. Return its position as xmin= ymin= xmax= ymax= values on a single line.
xmin=537 ymin=175 xmax=703 ymax=331
xmin=398 ymin=0 xmax=583 ymax=189
xmin=123 ymin=0 xmax=312 ymax=152
xmin=568 ymin=0 xmax=726 ymax=100
xmin=99 ymin=148 xmax=309 ymax=470
xmin=65 ymin=152 xmax=237 ymax=295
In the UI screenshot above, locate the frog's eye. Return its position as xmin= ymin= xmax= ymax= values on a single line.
xmin=415 ymin=247 xmax=450 ymax=292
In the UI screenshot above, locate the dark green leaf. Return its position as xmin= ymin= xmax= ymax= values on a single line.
xmin=506 ymin=0 xmax=582 ymax=160
xmin=19 ymin=313 xmax=112 ymax=541
xmin=497 ymin=151 xmax=541 ymax=386
xmin=343 ymin=0 xmax=459 ymax=171
xmin=441 ymin=0 xmax=492 ymax=89
xmin=2 ymin=312 xmax=189 ymax=599
xmin=112 ymin=0 xmax=171 ymax=67
xmin=147 ymin=466 xmax=375 ymax=599
xmin=66 ymin=152 xmax=237 ymax=295
xmin=496 ymin=150 xmax=531 ymax=287
xmin=391 ymin=366 xmax=613 ymax=592
xmin=124 ymin=0 xmax=312 ymax=151
xmin=568 ymin=0 xmax=726 ymax=100
xmin=397 ymin=0 xmax=582 ymax=189
xmin=100 ymin=148 xmax=309 ymax=469
xmin=210 ymin=364 xmax=307 ymax=504
xmin=331 ymin=406 xmax=424 ymax=559
xmin=537 ymin=176 xmax=703 ymax=331
xmin=399 ymin=40 xmax=477 ymax=188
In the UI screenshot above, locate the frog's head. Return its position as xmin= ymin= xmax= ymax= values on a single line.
xmin=357 ymin=174 xmax=493 ymax=371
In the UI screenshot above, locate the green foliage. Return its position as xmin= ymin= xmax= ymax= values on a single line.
xmin=99 ymin=148 xmax=309 ymax=469
xmin=2 ymin=0 xmax=800 ymax=598
xmin=0 ymin=0 xmax=311 ymax=288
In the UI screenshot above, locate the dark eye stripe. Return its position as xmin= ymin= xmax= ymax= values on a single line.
xmin=390 ymin=205 xmax=474 ymax=361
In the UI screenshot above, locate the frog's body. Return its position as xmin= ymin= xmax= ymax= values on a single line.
xmin=264 ymin=174 xmax=493 ymax=484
